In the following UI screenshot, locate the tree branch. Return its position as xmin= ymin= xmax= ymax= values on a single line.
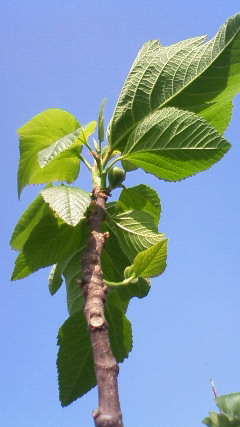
xmin=81 ymin=186 xmax=123 ymax=427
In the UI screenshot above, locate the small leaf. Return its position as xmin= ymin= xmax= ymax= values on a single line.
xmin=57 ymin=311 xmax=95 ymax=407
xmin=48 ymin=264 xmax=63 ymax=295
xmin=116 ymin=184 xmax=161 ymax=226
xmin=98 ymin=98 xmax=107 ymax=143
xmin=202 ymin=412 xmax=234 ymax=427
xmin=41 ymin=186 xmax=91 ymax=226
xmin=133 ymin=239 xmax=168 ymax=278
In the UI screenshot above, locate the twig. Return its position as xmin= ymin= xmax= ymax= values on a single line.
xmin=210 ymin=378 xmax=223 ymax=414
xmin=210 ymin=378 xmax=218 ymax=399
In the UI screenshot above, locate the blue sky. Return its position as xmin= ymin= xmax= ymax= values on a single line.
xmin=1 ymin=1 xmax=240 ymax=426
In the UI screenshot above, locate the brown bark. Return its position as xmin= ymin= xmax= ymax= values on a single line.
xmin=81 ymin=186 xmax=123 ymax=427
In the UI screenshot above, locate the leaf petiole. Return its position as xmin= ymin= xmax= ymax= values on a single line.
xmin=104 ymin=276 xmax=138 ymax=287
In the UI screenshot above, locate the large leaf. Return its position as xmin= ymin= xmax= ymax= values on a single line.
xmin=57 ymin=303 xmax=133 ymax=406
xmin=216 ymin=393 xmax=240 ymax=419
xmin=17 ymin=108 xmax=96 ymax=196
xmin=121 ymin=107 xmax=230 ymax=181
xmin=108 ymin=13 xmax=240 ymax=150
xmin=57 ymin=311 xmax=95 ymax=407
xmin=116 ymin=184 xmax=161 ymax=226
xmin=62 ymin=248 xmax=86 ymax=315
xmin=106 ymin=209 xmax=165 ymax=262
xmin=105 ymin=304 xmax=132 ymax=363
xmin=101 ymin=222 xmax=132 ymax=283
xmin=48 ymin=246 xmax=86 ymax=298
xmin=11 ymin=215 xmax=87 ymax=280
xmin=41 ymin=185 xmax=91 ymax=226
xmin=10 ymin=188 xmax=51 ymax=250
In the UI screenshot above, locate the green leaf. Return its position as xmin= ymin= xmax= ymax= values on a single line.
xmin=48 ymin=264 xmax=63 ymax=295
xmin=37 ymin=121 xmax=95 ymax=168
xmin=41 ymin=185 xmax=91 ymax=226
xmin=216 ymin=393 xmax=240 ymax=420
xmin=133 ymin=239 xmax=168 ymax=278
xmin=202 ymin=412 xmax=233 ymax=427
xmin=57 ymin=301 xmax=133 ymax=406
xmin=121 ymin=107 xmax=230 ymax=181
xmin=98 ymin=98 xmax=107 ymax=143
xmin=17 ymin=108 xmax=96 ymax=196
xmin=101 ymin=224 xmax=132 ymax=283
xmin=63 ymin=248 xmax=86 ymax=315
xmin=108 ymin=13 xmax=240 ymax=150
xmin=169 ymin=18 xmax=240 ymax=134
xmin=107 ymin=277 xmax=150 ymax=314
xmin=121 ymin=159 xmax=138 ymax=172
xmin=11 ymin=216 xmax=87 ymax=280
xmin=107 ymin=209 xmax=165 ymax=262
xmin=116 ymin=184 xmax=161 ymax=226
xmin=57 ymin=311 xmax=95 ymax=407
xmin=105 ymin=304 xmax=132 ymax=363
xmin=10 ymin=188 xmax=51 ymax=250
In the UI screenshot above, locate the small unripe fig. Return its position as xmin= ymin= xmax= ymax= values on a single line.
xmin=108 ymin=167 xmax=126 ymax=189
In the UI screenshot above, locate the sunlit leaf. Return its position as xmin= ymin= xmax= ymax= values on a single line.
xmin=121 ymin=107 xmax=230 ymax=181
xmin=133 ymin=239 xmax=168 ymax=278
xmin=41 ymin=186 xmax=91 ymax=226
xmin=37 ymin=122 xmax=95 ymax=168
xmin=107 ymin=210 xmax=165 ymax=262
xmin=17 ymin=108 xmax=96 ymax=196
xmin=116 ymin=184 xmax=161 ymax=226
xmin=108 ymin=13 xmax=240 ymax=150
xmin=216 ymin=393 xmax=240 ymax=419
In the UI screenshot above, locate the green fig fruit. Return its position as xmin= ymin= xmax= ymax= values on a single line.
xmin=108 ymin=166 xmax=126 ymax=189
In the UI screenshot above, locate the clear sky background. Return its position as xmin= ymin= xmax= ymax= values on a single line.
xmin=1 ymin=1 xmax=240 ymax=426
